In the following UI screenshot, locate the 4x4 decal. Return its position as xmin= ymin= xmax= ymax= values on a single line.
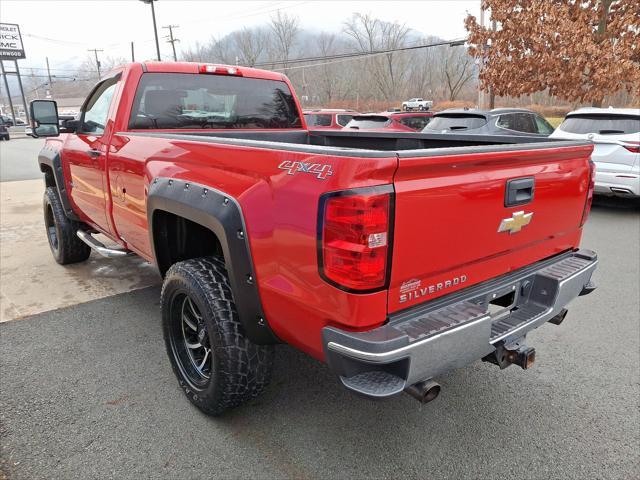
xmin=278 ymin=160 xmax=333 ymax=180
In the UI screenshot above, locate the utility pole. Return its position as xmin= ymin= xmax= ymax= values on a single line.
xmin=88 ymin=48 xmax=104 ymax=78
xmin=46 ymin=57 xmax=53 ymax=97
xmin=131 ymin=42 xmax=135 ymax=62
xmin=14 ymin=61 xmax=29 ymax=122
xmin=140 ymin=0 xmax=161 ymax=61
xmin=162 ymin=25 xmax=180 ymax=61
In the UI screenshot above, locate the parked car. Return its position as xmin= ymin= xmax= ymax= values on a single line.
xmin=29 ymin=61 xmax=597 ymax=416
xmin=0 ymin=115 xmax=26 ymax=126
xmin=550 ymin=108 xmax=640 ymax=198
xmin=402 ymin=98 xmax=433 ymax=111
xmin=0 ymin=123 xmax=9 ymax=140
xmin=303 ymin=109 xmax=358 ymax=130
xmin=386 ymin=111 xmax=434 ymax=131
xmin=343 ymin=113 xmax=416 ymax=132
xmin=424 ymin=108 xmax=554 ymax=137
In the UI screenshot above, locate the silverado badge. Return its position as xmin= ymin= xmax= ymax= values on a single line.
xmin=498 ymin=211 xmax=533 ymax=234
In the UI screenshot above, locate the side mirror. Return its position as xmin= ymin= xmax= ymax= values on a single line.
xmin=29 ymin=100 xmax=60 ymax=137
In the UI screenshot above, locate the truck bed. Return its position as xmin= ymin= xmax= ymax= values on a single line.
xmin=126 ymin=129 xmax=577 ymax=154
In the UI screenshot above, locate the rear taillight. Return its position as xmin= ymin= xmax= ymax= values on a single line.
xmin=319 ymin=186 xmax=393 ymax=292
xmin=622 ymin=141 xmax=640 ymax=153
xmin=580 ymin=160 xmax=596 ymax=227
xmin=199 ymin=64 xmax=243 ymax=76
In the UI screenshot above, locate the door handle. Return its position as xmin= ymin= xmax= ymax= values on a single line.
xmin=505 ymin=177 xmax=535 ymax=207
xmin=87 ymin=149 xmax=101 ymax=159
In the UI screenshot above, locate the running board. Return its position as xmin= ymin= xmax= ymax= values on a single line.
xmin=76 ymin=230 xmax=132 ymax=258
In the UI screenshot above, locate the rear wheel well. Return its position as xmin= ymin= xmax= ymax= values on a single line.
xmin=152 ymin=210 xmax=223 ymax=276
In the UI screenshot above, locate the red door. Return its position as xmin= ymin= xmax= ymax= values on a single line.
xmin=65 ymin=75 xmax=120 ymax=235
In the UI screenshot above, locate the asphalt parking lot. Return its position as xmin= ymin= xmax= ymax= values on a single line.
xmin=1 ymin=138 xmax=639 ymax=479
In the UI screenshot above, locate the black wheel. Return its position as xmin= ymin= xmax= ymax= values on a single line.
xmin=161 ymin=256 xmax=274 ymax=416
xmin=419 ymin=105 xmax=425 ymax=111
xmin=43 ymin=187 xmax=91 ymax=265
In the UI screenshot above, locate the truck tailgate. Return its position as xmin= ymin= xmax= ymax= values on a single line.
xmin=388 ymin=142 xmax=594 ymax=313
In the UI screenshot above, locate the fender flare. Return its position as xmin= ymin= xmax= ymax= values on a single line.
xmin=147 ymin=177 xmax=279 ymax=345
xmin=38 ymin=147 xmax=81 ymax=221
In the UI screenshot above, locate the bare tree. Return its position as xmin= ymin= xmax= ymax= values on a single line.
xmin=182 ymin=41 xmax=207 ymax=62
xmin=233 ymin=27 xmax=268 ymax=67
xmin=269 ymin=11 xmax=299 ymax=71
xmin=315 ymin=32 xmax=338 ymax=102
xmin=439 ymin=46 xmax=475 ymax=101
xmin=343 ymin=13 xmax=411 ymax=101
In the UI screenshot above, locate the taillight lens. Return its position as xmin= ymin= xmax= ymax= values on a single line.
xmin=319 ymin=187 xmax=393 ymax=291
xmin=622 ymin=141 xmax=640 ymax=153
xmin=580 ymin=160 xmax=596 ymax=227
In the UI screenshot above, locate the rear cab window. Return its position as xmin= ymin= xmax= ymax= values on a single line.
xmin=559 ymin=114 xmax=640 ymax=135
xmin=425 ymin=114 xmax=487 ymax=131
xmin=129 ymin=73 xmax=302 ymax=129
xmin=344 ymin=116 xmax=391 ymax=129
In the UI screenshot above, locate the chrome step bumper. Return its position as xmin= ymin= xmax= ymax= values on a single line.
xmin=323 ymin=249 xmax=598 ymax=398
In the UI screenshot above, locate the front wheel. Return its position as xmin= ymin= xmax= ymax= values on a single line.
xmin=43 ymin=187 xmax=91 ymax=264
xmin=161 ymin=256 xmax=274 ymax=416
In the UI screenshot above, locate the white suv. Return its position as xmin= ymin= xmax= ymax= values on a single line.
xmin=550 ymin=108 xmax=640 ymax=198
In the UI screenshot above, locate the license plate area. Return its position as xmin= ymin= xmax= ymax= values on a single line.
xmin=476 ymin=283 xmax=520 ymax=320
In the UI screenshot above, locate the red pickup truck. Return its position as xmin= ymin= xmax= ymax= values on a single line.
xmin=30 ymin=62 xmax=597 ymax=415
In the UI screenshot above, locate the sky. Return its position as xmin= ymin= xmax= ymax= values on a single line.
xmin=1 ymin=0 xmax=480 ymax=79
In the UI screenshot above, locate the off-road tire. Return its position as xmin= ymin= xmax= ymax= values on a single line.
xmin=161 ymin=256 xmax=274 ymax=416
xmin=43 ymin=187 xmax=91 ymax=264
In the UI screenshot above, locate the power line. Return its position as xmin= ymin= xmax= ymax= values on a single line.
xmin=254 ymin=38 xmax=467 ymax=69
xmin=163 ymin=25 xmax=180 ymax=61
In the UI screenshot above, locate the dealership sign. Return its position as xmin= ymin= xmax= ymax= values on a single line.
xmin=0 ymin=23 xmax=26 ymax=60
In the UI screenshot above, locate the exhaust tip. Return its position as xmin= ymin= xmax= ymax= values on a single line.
xmin=610 ymin=187 xmax=633 ymax=195
xmin=405 ymin=380 xmax=441 ymax=404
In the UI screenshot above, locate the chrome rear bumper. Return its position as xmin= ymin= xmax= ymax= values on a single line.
xmin=323 ymin=249 xmax=598 ymax=398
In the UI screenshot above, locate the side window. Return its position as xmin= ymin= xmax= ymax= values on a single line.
xmin=399 ymin=116 xmax=431 ymax=130
xmin=496 ymin=114 xmax=516 ymax=131
xmin=515 ymin=113 xmax=537 ymax=133
xmin=305 ymin=114 xmax=332 ymax=127
xmin=534 ymin=114 xmax=554 ymax=135
xmin=497 ymin=113 xmax=537 ymax=133
xmin=336 ymin=114 xmax=353 ymax=127
xmin=80 ymin=76 xmax=120 ymax=135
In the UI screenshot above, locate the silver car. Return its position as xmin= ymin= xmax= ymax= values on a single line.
xmin=550 ymin=108 xmax=640 ymax=198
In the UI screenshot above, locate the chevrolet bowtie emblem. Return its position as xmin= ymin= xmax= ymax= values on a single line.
xmin=498 ymin=211 xmax=533 ymax=234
